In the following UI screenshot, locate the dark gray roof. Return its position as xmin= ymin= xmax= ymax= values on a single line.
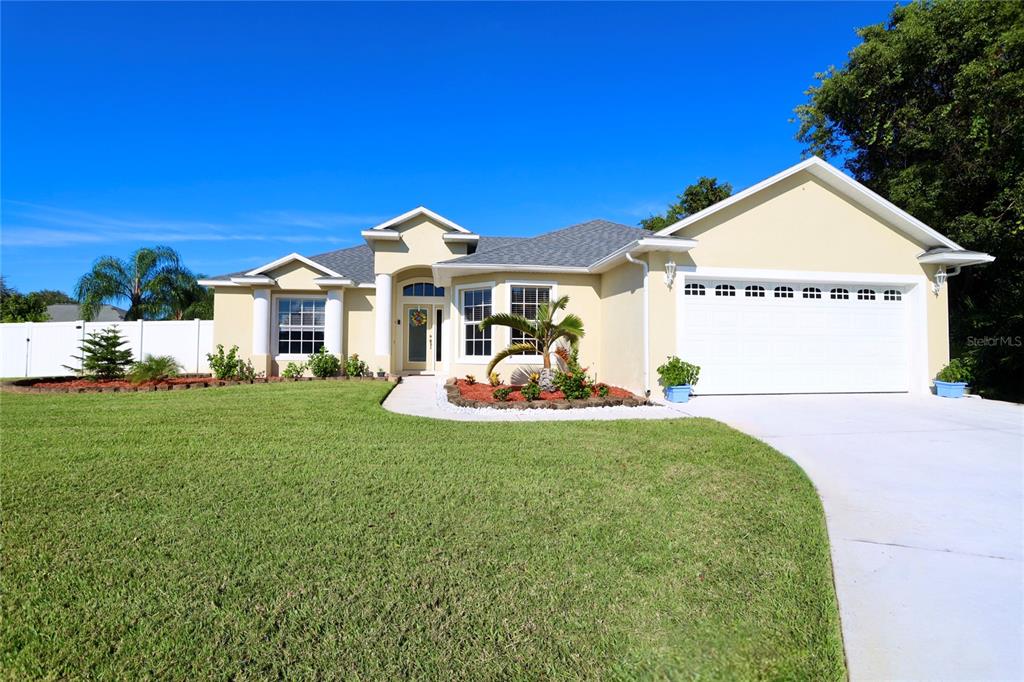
xmin=46 ymin=304 xmax=125 ymax=322
xmin=438 ymin=220 xmax=650 ymax=268
xmin=308 ymin=244 xmax=375 ymax=284
xmin=204 ymin=221 xmax=649 ymax=284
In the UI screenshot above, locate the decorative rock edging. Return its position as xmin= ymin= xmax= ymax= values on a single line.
xmin=443 ymin=379 xmax=648 ymax=410
xmin=1 ymin=374 xmax=400 ymax=394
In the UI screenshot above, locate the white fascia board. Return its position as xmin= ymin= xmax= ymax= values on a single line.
xmin=245 ymin=252 xmax=342 ymax=277
xmin=442 ymin=233 xmax=480 ymax=243
xmin=230 ymin=275 xmax=277 ymax=285
xmin=917 ymin=250 xmax=995 ymax=266
xmin=589 ymin=237 xmax=697 ymax=273
xmin=655 ymin=156 xmax=962 ymax=251
xmin=197 ymin=279 xmax=238 ymax=287
xmin=368 ymin=206 xmax=472 ymax=234
xmin=360 ymin=229 xmax=401 ymax=241
xmin=313 ymin=277 xmax=355 ymax=288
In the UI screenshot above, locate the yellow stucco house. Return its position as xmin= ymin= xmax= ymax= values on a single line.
xmin=200 ymin=157 xmax=993 ymax=396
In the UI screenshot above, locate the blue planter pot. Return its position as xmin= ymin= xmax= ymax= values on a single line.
xmin=665 ymin=385 xmax=692 ymax=403
xmin=934 ymin=380 xmax=967 ymax=398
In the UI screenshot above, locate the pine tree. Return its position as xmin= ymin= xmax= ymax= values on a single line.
xmin=65 ymin=327 xmax=135 ymax=380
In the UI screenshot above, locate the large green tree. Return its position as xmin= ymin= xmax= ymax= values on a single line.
xmin=75 ymin=246 xmax=196 ymax=321
xmin=795 ymin=0 xmax=1024 ymax=401
xmin=640 ymin=177 xmax=733 ymax=231
xmin=0 ymin=277 xmax=50 ymax=322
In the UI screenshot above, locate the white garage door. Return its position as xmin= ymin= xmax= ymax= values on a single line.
xmin=680 ymin=280 xmax=910 ymax=394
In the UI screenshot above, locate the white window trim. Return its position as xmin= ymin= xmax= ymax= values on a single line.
xmin=454 ymin=281 xmax=496 ymax=365
xmin=399 ymin=277 xmax=447 ymax=300
xmin=506 ymin=280 xmax=559 ymax=364
xmin=272 ymin=293 xmax=328 ymax=361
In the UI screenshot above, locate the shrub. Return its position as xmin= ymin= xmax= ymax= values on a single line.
xmin=488 ymin=371 xmax=501 ymax=387
xmin=206 ymin=344 xmax=263 ymax=381
xmin=282 ymin=361 xmax=306 ymax=379
xmin=464 ymin=374 xmax=477 ymax=385
xmin=520 ymin=381 xmax=541 ymax=402
xmin=528 ymin=371 xmax=540 ymax=384
xmin=594 ymin=382 xmax=610 ymax=398
xmin=553 ymin=370 xmax=591 ymax=400
xmin=936 ymin=357 xmax=973 ymax=384
xmin=344 ymin=354 xmax=369 ymax=378
xmin=657 ymin=356 xmax=700 ymax=387
xmin=492 ymin=387 xmax=512 ymax=401
xmin=127 ymin=355 xmax=181 ymax=384
xmin=308 ymin=347 xmax=341 ymax=378
xmin=65 ymin=327 xmax=134 ymax=380
xmin=208 ymin=344 xmax=241 ymax=379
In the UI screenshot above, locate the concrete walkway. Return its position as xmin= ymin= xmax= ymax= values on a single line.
xmin=677 ymin=393 xmax=1023 ymax=681
xmin=382 ymin=375 xmax=686 ymax=421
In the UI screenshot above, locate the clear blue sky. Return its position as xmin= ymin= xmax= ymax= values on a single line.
xmin=1 ymin=1 xmax=892 ymax=295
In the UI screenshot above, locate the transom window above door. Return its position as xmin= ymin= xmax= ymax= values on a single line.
xmin=510 ymin=285 xmax=551 ymax=350
xmin=402 ymin=282 xmax=445 ymax=297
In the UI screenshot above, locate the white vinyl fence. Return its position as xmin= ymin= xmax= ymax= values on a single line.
xmin=0 ymin=320 xmax=214 ymax=378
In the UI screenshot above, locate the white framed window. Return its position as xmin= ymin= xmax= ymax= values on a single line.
xmin=510 ymin=284 xmax=551 ymax=351
xmin=803 ymin=287 xmax=822 ymax=299
xmin=830 ymin=288 xmax=850 ymax=300
xmin=774 ymin=286 xmax=794 ymax=298
xmin=461 ymin=287 xmax=492 ymax=357
xmin=883 ymin=289 xmax=902 ymax=301
xmin=276 ymin=297 xmax=325 ymax=355
xmin=857 ymin=288 xmax=877 ymax=301
xmin=715 ymin=284 xmax=736 ymax=297
xmin=744 ymin=285 xmax=765 ymax=297
xmin=402 ymin=282 xmax=445 ymax=297
xmin=684 ymin=283 xmax=705 ymax=296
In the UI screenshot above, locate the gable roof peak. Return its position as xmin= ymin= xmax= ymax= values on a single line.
xmin=367 ymin=206 xmax=472 ymax=234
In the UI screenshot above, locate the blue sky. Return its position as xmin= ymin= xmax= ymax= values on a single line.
xmin=1 ymin=1 xmax=891 ymax=295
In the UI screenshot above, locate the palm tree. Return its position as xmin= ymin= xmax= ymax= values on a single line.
xmin=165 ymin=271 xmax=214 ymax=320
xmin=480 ymin=295 xmax=585 ymax=391
xmin=75 ymin=246 xmax=191 ymax=321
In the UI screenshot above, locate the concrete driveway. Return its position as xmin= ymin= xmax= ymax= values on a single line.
xmin=675 ymin=393 xmax=1023 ymax=681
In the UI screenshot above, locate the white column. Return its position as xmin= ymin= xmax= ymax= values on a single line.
xmin=252 ymin=289 xmax=271 ymax=355
xmin=325 ymin=289 xmax=344 ymax=355
xmin=374 ymin=273 xmax=392 ymax=355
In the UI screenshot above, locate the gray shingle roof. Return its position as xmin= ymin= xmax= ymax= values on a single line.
xmin=204 ymin=222 xmax=648 ymax=284
xmin=437 ymin=220 xmax=650 ymax=268
xmin=46 ymin=304 xmax=126 ymax=322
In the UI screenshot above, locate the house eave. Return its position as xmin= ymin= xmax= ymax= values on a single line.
xmin=917 ymin=250 xmax=995 ymax=267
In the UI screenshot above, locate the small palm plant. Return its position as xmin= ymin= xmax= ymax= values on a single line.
xmin=480 ymin=295 xmax=585 ymax=391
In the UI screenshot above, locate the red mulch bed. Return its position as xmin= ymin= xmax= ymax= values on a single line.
xmin=33 ymin=377 xmax=214 ymax=390
xmin=454 ymin=379 xmax=638 ymax=403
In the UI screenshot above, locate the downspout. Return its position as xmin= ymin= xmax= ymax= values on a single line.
xmin=624 ymin=251 xmax=649 ymax=396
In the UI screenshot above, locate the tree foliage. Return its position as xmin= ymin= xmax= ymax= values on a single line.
xmin=0 ymin=277 xmax=50 ymax=322
xmin=66 ymin=327 xmax=135 ymax=380
xmin=640 ymin=177 xmax=733 ymax=231
xmin=794 ymin=0 xmax=1024 ymax=400
xmin=74 ymin=246 xmax=203 ymax=321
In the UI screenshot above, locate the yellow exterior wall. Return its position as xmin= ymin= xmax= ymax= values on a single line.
xmin=446 ymin=272 xmax=603 ymax=383
xmin=373 ymin=217 xmax=469 ymax=275
xmin=673 ymin=171 xmax=949 ymax=379
xmin=598 ymin=261 xmax=645 ymax=393
xmin=344 ymin=288 xmax=376 ymax=368
xmin=212 ymin=288 xmax=253 ymax=358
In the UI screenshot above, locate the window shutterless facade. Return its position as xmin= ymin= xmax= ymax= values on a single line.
xmin=461 ymin=288 xmax=492 ymax=357
xmin=510 ymin=285 xmax=550 ymax=350
xmin=276 ymin=297 xmax=325 ymax=355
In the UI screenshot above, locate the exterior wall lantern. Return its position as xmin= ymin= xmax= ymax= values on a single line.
xmin=665 ymin=259 xmax=677 ymax=289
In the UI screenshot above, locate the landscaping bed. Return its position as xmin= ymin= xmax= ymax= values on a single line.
xmin=3 ymin=374 xmax=395 ymax=393
xmin=447 ymin=378 xmax=647 ymax=409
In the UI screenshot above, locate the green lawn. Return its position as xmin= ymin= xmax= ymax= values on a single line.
xmin=1 ymin=382 xmax=845 ymax=679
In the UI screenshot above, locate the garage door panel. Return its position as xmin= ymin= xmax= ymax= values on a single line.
xmin=680 ymin=280 xmax=910 ymax=394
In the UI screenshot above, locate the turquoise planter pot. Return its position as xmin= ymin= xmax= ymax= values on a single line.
xmin=934 ymin=380 xmax=967 ymax=398
xmin=665 ymin=385 xmax=692 ymax=403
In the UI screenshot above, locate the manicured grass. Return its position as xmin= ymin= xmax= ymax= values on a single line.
xmin=1 ymin=382 xmax=844 ymax=679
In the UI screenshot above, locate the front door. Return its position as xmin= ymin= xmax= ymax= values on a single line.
xmin=403 ymin=304 xmax=434 ymax=373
